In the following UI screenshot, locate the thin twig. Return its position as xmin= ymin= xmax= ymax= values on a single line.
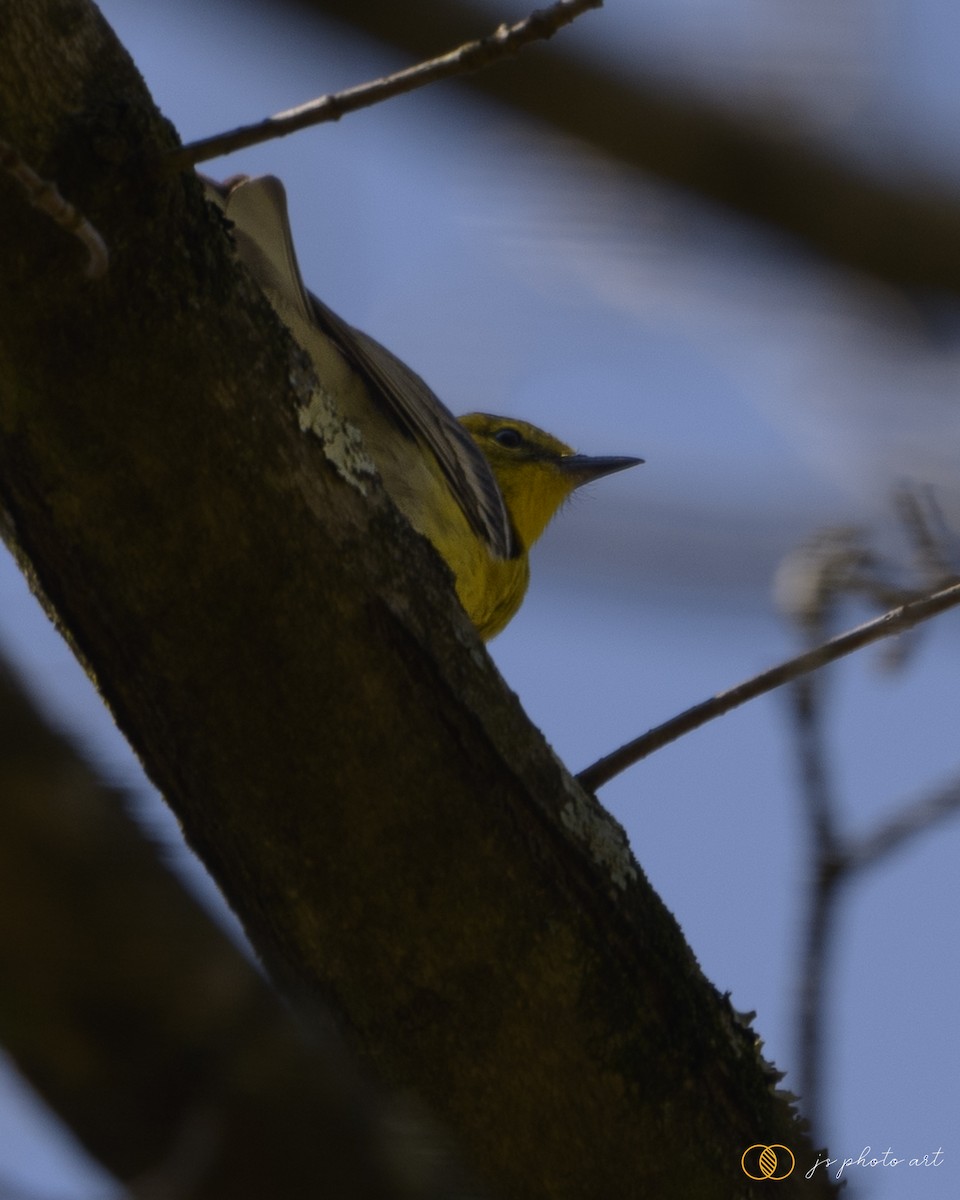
xmin=165 ymin=0 xmax=602 ymax=172
xmin=0 ymin=139 xmax=109 ymax=279
xmin=576 ymin=577 xmax=960 ymax=792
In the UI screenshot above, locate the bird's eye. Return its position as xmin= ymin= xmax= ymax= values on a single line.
xmin=493 ymin=427 xmax=523 ymax=449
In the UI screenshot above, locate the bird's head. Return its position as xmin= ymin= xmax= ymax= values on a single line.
xmin=459 ymin=413 xmax=642 ymax=551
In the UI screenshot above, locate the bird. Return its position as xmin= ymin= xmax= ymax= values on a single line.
xmin=204 ymin=174 xmax=642 ymax=638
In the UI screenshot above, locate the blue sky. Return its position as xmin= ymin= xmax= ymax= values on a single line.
xmin=2 ymin=2 xmax=959 ymax=1195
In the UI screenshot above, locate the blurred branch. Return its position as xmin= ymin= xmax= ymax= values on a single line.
xmin=894 ymin=487 xmax=959 ymax=587
xmin=166 ymin=0 xmax=602 ymax=171
xmin=576 ymin=576 xmax=960 ymax=792
xmin=788 ymin=669 xmax=842 ymax=1135
xmin=0 ymin=653 xmax=473 ymax=1199
xmin=779 ymin=494 xmax=960 ymax=1136
xmin=789 ymin=685 xmax=960 ymax=1139
xmin=286 ymin=0 xmax=960 ymax=296
xmin=846 ymin=774 xmax=960 ymax=874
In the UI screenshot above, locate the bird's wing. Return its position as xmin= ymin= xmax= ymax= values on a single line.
xmin=203 ymin=173 xmax=515 ymax=561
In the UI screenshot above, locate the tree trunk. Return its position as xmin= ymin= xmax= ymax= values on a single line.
xmin=0 ymin=4 xmax=833 ymax=1196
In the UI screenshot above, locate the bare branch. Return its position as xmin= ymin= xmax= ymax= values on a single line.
xmin=165 ymin=0 xmax=602 ymax=172
xmin=576 ymin=578 xmax=960 ymax=792
xmin=0 ymin=138 xmax=109 ymax=279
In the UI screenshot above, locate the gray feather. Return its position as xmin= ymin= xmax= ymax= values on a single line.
xmin=203 ymin=173 xmax=514 ymax=560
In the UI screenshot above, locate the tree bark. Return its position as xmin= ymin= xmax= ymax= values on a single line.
xmin=0 ymin=3 xmax=833 ymax=1196
xmin=0 ymin=652 xmax=473 ymax=1199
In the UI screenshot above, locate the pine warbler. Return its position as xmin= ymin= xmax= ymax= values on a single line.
xmin=205 ymin=175 xmax=641 ymax=638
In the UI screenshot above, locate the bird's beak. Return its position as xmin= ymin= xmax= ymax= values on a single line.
xmin=556 ymin=454 xmax=644 ymax=484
